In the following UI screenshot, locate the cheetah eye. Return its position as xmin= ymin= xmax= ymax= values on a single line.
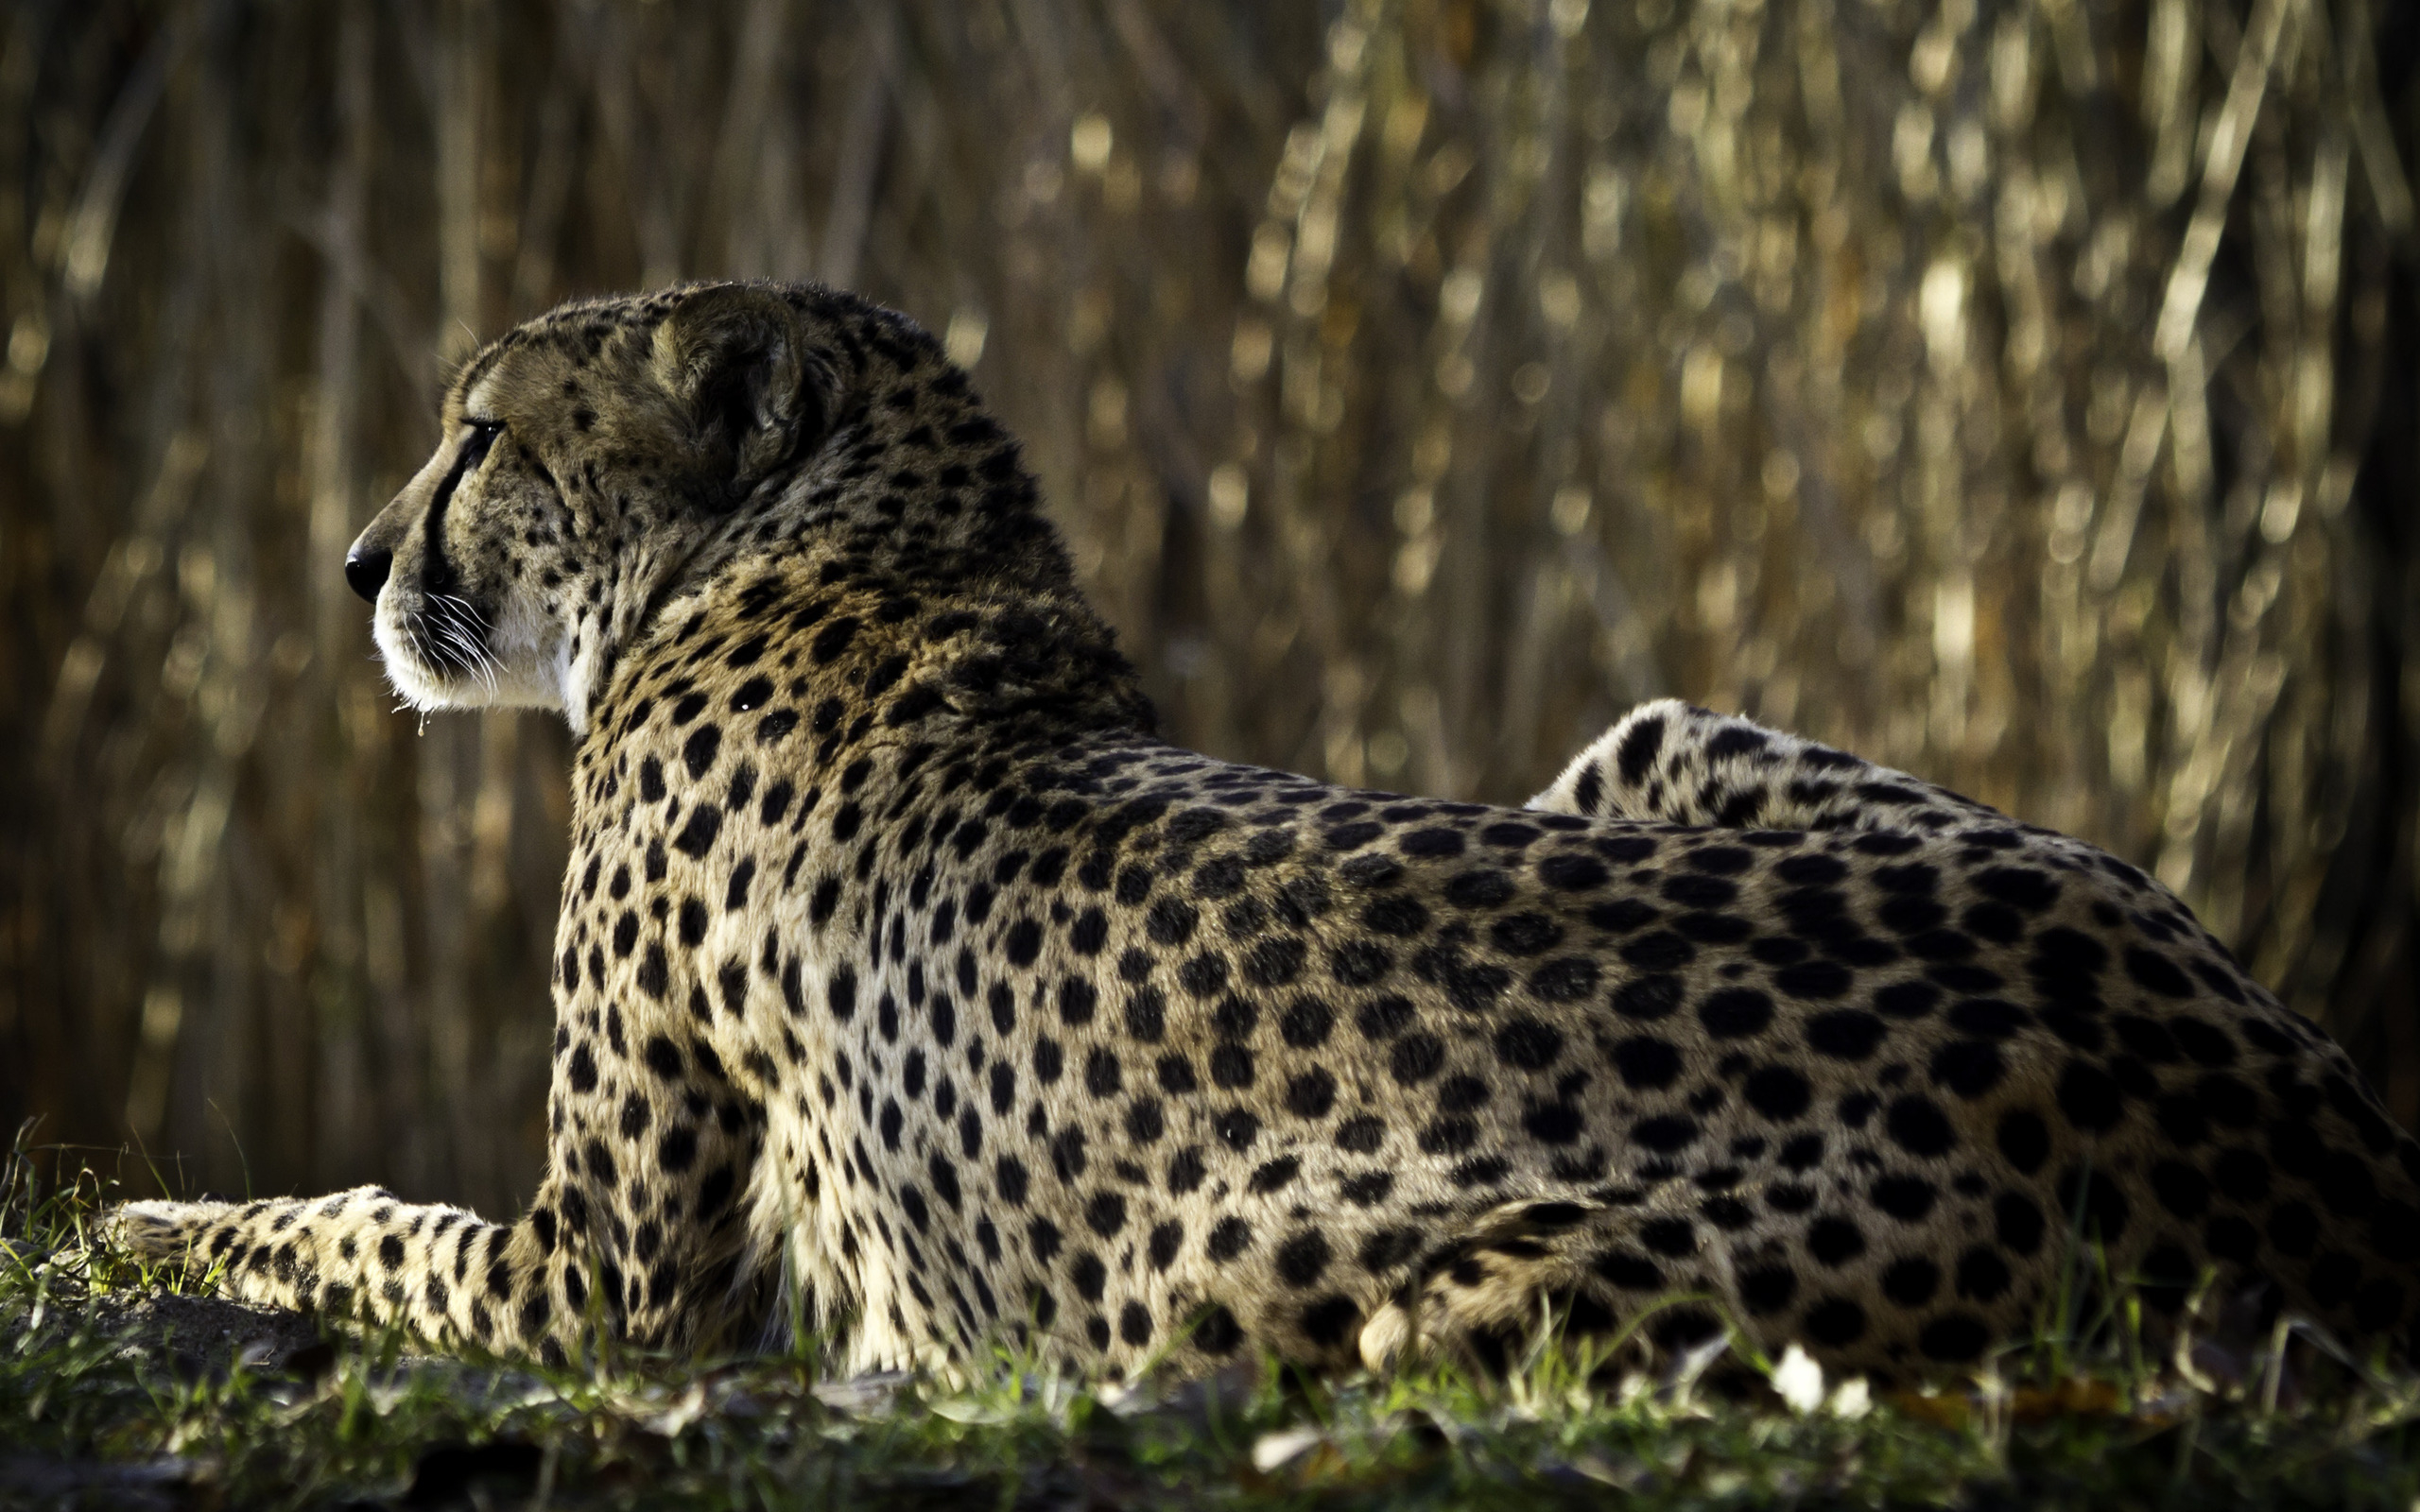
xmin=458 ymin=417 xmax=504 ymax=470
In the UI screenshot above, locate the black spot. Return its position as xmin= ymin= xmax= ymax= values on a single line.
xmin=1597 ymin=1251 xmax=1665 ymax=1291
xmin=1248 ymin=1156 xmax=1301 ymax=1194
xmin=1967 ymin=866 xmax=2056 ymax=911
xmin=2055 ymin=1060 xmax=2126 ymax=1132
xmin=1774 ymin=958 xmax=1854 ymax=999
xmin=1243 ymin=936 xmax=1307 ymax=988
xmin=1391 ymin=1033 xmax=1445 ymax=1084
xmin=1928 ymin=1040 xmax=2006 ymax=1100
xmin=1586 ymin=898 xmax=1660 ymax=933
xmin=2150 ymin=1160 xmax=2210 ymax=1220
xmin=2057 ymin=1164 xmax=2130 ymax=1244
xmin=1876 ymin=981 xmax=1944 ymax=1019
xmin=1881 ymin=1256 xmax=1940 ymax=1306
xmin=1620 ymin=931 xmax=1695 ymax=971
xmin=1335 ymin=1116 xmax=1386 ymax=1154
xmin=1616 ymin=715 xmax=1666 ymax=782
xmin=1208 ymin=1043 xmax=1254 ymax=1089
xmin=1953 ymin=1246 xmax=2011 ymax=1302
xmin=1362 ymin=895 xmax=1430 ymax=936
xmin=1215 ymin=1108 xmax=1261 ymax=1149
xmin=1119 ymin=1300 xmax=1154 ymax=1347
xmin=2196 ymin=1073 xmax=2259 ymax=1128
xmin=1061 ymin=978 xmax=1099 ymax=1028
xmin=1003 ymin=919 xmax=1044 ymax=967
xmin=1570 ymin=764 xmax=1607 ymax=811
xmin=1633 ymin=1114 xmax=1699 ymax=1152
xmin=1523 ymin=1101 xmax=1585 ymax=1143
xmin=1870 ymin=1176 xmax=1938 ymax=1222
xmin=2213 ymin=1145 xmax=2271 ymax=1203
xmin=672 ymin=802 xmax=723 ymax=858
xmin=1278 ymin=996 xmax=1336 ymax=1049
xmin=1612 ymin=974 xmax=1684 ymax=1021
xmin=1996 ymin=1108 xmax=2050 ymax=1174
xmin=1341 ymin=1171 xmax=1394 ymax=1205
xmin=2123 ymin=947 xmax=2194 ymax=997
xmin=1806 ymin=1010 xmax=1888 ymax=1060
xmin=1123 ymin=986 xmax=1167 ymax=1043
xmin=1640 ymin=1217 xmax=1698 ymax=1256
xmin=810 ymin=617 xmax=860 ymax=662
xmin=1685 ymin=845 xmax=1754 ymax=875
xmin=1205 ymin=1217 xmax=1253 ymax=1262
xmin=1885 ymin=1096 xmax=1957 ymax=1158
xmin=1918 ymin=1313 xmax=1990 ymax=1363
xmin=1994 ymin=1192 xmax=2045 ymax=1255
xmin=1699 ymin=988 xmax=1774 ymax=1039
xmin=1743 ymin=1064 xmax=1811 ymax=1120
xmin=1444 ymin=869 xmax=1518 ymax=908
xmin=683 ymin=724 xmax=722 ymax=780
xmin=1611 ymin=1035 xmax=1682 ymax=1091
xmin=1803 ymin=1297 xmax=1866 ymax=1347
xmin=1539 ymin=853 xmax=1610 ymax=890
xmin=1807 ymin=1216 xmax=1865 ymax=1266
xmin=1284 ymin=1069 xmax=1338 ymax=1119
xmin=1419 ymin=1117 xmax=1479 ymax=1155
xmin=2169 ymin=1017 xmax=2238 ymax=1068
xmin=1493 ymin=1018 xmax=1564 ymax=1072
xmin=1739 ymin=1266 xmax=1797 ymax=1314
xmin=642 ymin=1035 xmax=683 ymax=1079
xmin=1529 ymin=956 xmax=1601 ymax=1002
xmin=2267 ymin=1201 xmax=2318 ymax=1257
xmin=1167 ymin=1145 xmax=1207 ymax=1194
xmin=1193 ymin=1304 xmax=1244 ymax=1355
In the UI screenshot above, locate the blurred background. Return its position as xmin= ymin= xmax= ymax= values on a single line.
xmin=3 ymin=0 xmax=2415 ymax=1215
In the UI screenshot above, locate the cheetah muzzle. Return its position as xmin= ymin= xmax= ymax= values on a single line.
xmin=112 ymin=281 xmax=2420 ymax=1387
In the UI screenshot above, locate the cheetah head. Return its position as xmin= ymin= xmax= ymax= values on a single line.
xmin=346 ymin=281 xmax=1080 ymax=731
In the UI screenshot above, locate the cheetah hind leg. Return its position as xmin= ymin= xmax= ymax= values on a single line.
xmin=1528 ymin=697 xmax=2005 ymax=837
xmin=1356 ymin=1194 xmax=1738 ymax=1383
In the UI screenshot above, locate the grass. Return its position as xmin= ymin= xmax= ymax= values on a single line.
xmin=4 ymin=1143 xmax=2418 ymax=1509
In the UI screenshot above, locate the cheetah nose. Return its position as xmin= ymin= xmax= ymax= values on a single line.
xmin=344 ymin=547 xmax=392 ymax=604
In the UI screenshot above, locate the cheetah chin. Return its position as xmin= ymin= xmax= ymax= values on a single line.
xmin=113 ymin=281 xmax=2420 ymax=1388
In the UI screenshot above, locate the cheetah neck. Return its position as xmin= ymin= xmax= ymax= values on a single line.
xmin=558 ymin=545 xmax=1151 ymax=1365
xmin=552 ymin=390 xmax=1134 ymax=742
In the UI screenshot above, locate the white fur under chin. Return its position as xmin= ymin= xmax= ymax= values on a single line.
xmin=373 ymin=591 xmax=565 ymax=718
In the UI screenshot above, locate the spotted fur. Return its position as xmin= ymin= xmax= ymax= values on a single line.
xmin=111 ymin=283 xmax=2420 ymax=1386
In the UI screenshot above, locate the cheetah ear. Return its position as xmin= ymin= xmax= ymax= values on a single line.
xmin=652 ymin=285 xmax=828 ymax=507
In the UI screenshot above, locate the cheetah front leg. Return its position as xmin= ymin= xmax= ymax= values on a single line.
xmin=108 ymin=1186 xmax=586 ymax=1359
xmin=108 ymin=1025 xmax=771 ymax=1365
xmin=1529 ymin=697 xmax=2006 ymax=836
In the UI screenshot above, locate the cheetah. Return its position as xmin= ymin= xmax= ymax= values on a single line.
xmin=112 ymin=282 xmax=2419 ymax=1387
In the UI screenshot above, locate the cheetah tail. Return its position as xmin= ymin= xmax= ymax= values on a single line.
xmin=1527 ymin=697 xmax=2000 ymax=835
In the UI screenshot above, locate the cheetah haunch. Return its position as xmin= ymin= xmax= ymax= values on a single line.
xmin=113 ymin=283 xmax=2419 ymax=1385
